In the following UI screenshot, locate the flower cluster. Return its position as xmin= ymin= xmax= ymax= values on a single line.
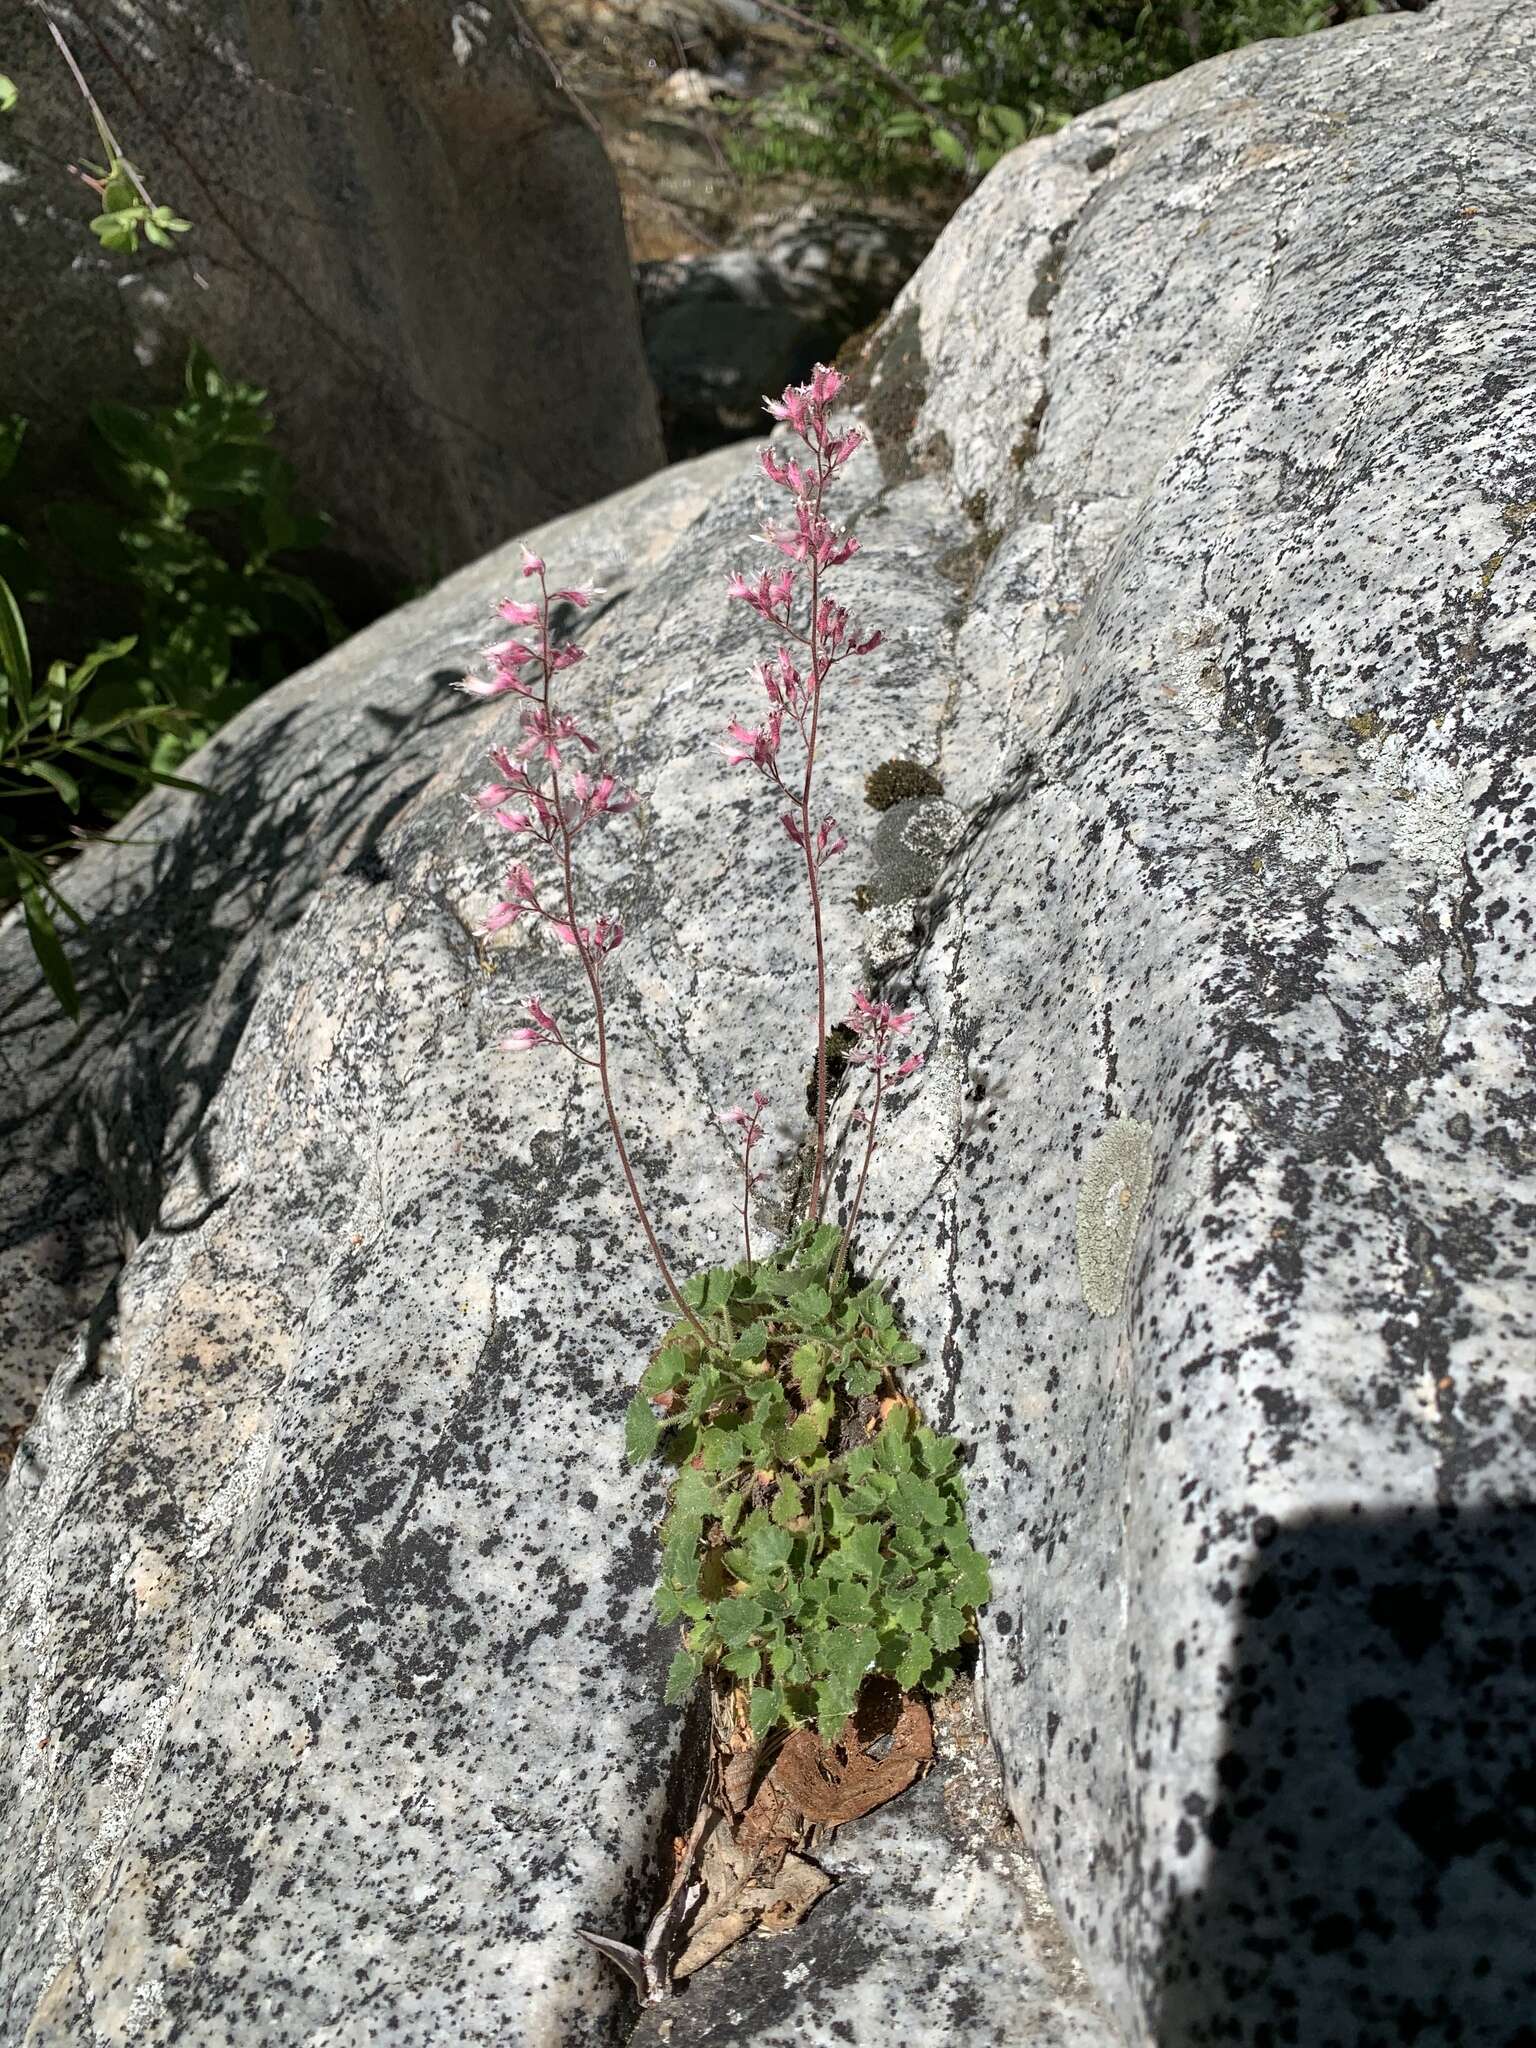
xmin=724 ymin=362 xmax=884 ymax=1222
xmin=456 ymin=584 xmax=595 ymax=701
xmin=723 ymin=1089 xmax=771 ymax=1268
xmin=456 ymin=548 xmax=630 ymax=1051
xmin=844 ymin=991 xmax=925 ymax=1084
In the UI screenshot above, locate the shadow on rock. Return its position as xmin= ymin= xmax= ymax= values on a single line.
xmin=1151 ymin=1503 xmax=1536 ymax=2046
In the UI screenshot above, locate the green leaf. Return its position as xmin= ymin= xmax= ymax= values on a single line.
xmin=789 ymin=1341 xmax=825 ymax=1397
xmin=839 ymin=1357 xmax=882 ymax=1397
xmin=672 ymin=1465 xmax=717 ymax=1520
xmin=664 ymin=1647 xmax=703 ymax=1706
xmin=776 ymin=1415 xmax=823 ymax=1466
xmin=0 ymin=571 xmax=31 ymax=712
xmin=19 ymin=881 xmax=78 ymax=1019
xmin=930 ymin=124 xmax=967 ymax=169
xmin=22 ymin=759 xmax=81 ymax=810
xmin=654 ymin=1581 xmax=688 ymax=1625
xmin=771 ymin=1477 xmax=804 ymax=1527
xmin=805 ymin=1223 xmax=843 ymax=1267
xmin=790 ymin=1284 xmax=832 ymax=1325
xmin=836 ymin=1522 xmax=885 ymax=1585
xmin=895 ymin=1629 xmax=934 ymax=1691
xmin=731 ymin=1320 xmax=769 ymax=1363
xmin=883 ymin=1592 xmax=927 ymax=1636
xmin=926 ymin=1597 xmax=967 ymax=1654
xmin=0 ymin=75 xmax=18 ymax=115
xmin=715 ymin=1596 xmax=767 ymax=1648
xmin=947 ymin=1547 xmax=992 ymax=1609
xmin=816 ymin=1622 xmax=877 ymax=1686
xmin=641 ymin=1346 xmax=689 ymax=1396
xmin=824 ymin=1582 xmax=876 ymax=1626
xmin=917 ymin=1428 xmax=958 ymax=1477
xmin=700 ymin=1421 xmax=746 ymax=1473
xmin=749 ymin=1683 xmax=786 ymax=1740
xmin=746 ymin=1523 xmax=794 ymax=1577
xmin=624 ymin=1390 xmax=659 ymax=1466
xmin=722 ymin=1644 xmax=762 ymax=1681
xmin=875 ymin=1411 xmax=914 ymax=1473
xmin=91 ymin=212 xmax=139 ymax=255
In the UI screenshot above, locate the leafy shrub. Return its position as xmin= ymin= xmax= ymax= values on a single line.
xmin=727 ymin=0 xmax=1383 ymax=199
xmin=628 ymin=1222 xmax=990 ymax=1740
xmin=1 ymin=350 xmax=344 ymax=1013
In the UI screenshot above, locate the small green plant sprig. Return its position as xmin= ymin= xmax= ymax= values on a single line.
xmin=625 ymin=1222 xmax=990 ymax=1741
xmin=42 ymin=16 xmax=191 ymax=255
xmin=2 ymin=354 xmax=344 ymax=1015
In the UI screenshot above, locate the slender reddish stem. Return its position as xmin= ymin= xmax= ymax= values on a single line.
xmin=536 ymin=576 xmax=711 ymax=1347
xmin=799 ymin=455 xmax=833 ymax=1225
xmin=740 ymin=1136 xmax=755 ymax=1274
xmin=836 ymin=1069 xmax=884 ymax=1285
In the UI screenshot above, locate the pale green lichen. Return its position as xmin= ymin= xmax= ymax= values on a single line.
xmin=1076 ymin=1117 xmax=1153 ymax=1318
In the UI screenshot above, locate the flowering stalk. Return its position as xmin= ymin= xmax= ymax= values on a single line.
xmin=458 ymin=553 xmax=710 ymax=1346
xmin=834 ymin=992 xmax=924 ymax=1285
xmin=724 ymin=364 xmax=881 ymax=1227
xmin=722 ymin=1090 xmax=770 ymax=1272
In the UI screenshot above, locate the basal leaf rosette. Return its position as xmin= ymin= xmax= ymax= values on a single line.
xmin=626 ymin=1225 xmax=992 ymax=1740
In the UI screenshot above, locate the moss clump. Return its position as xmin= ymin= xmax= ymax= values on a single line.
xmin=865 ymin=758 xmax=944 ymax=812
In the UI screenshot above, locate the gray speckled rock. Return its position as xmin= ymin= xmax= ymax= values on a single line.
xmin=842 ymin=2 xmax=1536 ymax=2041
xmin=4 ymin=3 xmax=1535 ymax=2042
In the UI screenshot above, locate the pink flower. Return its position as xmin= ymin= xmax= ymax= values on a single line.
xmin=726 ymin=567 xmax=796 ymax=620
xmin=723 ymin=1088 xmax=770 ymax=1148
xmin=457 ymin=669 xmax=526 ymax=701
xmin=814 ymin=815 xmax=846 ymax=866
xmin=759 ymin=446 xmax=807 ymax=494
xmin=722 ymin=712 xmax=783 ymax=773
xmin=521 ymin=547 xmax=545 ymax=578
xmin=497 ymin=597 xmax=542 ymax=626
xmin=503 ymin=995 xmax=561 ymax=1051
xmin=568 ymin=771 xmax=637 ymax=832
xmin=548 ymin=644 xmax=586 ymax=672
xmin=552 ymin=587 xmax=600 ymax=609
xmin=514 ymin=706 xmax=600 ymax=765
xmin=484 ymin=863 xmax=542 ymax=935
xmin=761 ymin=501 xmax=860 ymax=570
xmin=808 ymin=363 xmax=843 ymax=407
xmin=843 ymin=988 xmax=923 ymax=1078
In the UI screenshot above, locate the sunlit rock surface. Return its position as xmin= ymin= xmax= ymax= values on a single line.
xmin=3 ymin=2 xmax=1533 ymax=2041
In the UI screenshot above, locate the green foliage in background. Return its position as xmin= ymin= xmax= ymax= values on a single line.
xmin=627 ymin=1221 xmax=991 ymax=1739
xmin=728 ymin=0 xmax=1380 ymax=197
xmin=1 ymin=349 xmax=343 ymax=1016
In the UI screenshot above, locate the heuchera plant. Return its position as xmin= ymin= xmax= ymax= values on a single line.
xmin=455 ymin=364 xmax=990 ymax=1740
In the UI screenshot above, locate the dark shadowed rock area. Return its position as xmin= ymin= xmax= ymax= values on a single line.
xmin=2 ymin=1 xmax=663 ymax=583
xmin=2 ymin=2 xmax=1534 ymax=2041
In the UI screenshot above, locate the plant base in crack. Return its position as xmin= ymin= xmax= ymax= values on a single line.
xmin=628 ymin=1221 xmax=990 ymax=1742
